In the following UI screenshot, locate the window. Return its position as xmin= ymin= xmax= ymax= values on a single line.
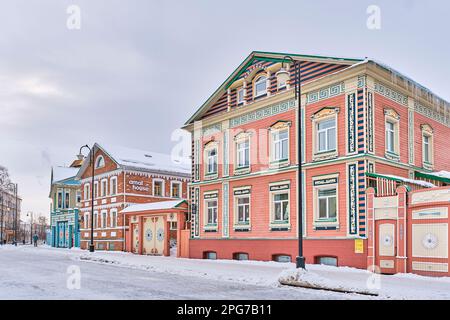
xmin=272 ymin=130 xmax=289 ymax=162
xmin=94 ymin=182 xmax=98 ymax=199
xmin=171 ymin=182 xmax=181 ymax=198
xmin=236 ymin=139 xmax=250 ymax=168
xmin=170 ymin=221 xmax=177 ymax=230
xmin=236 ymin=196 xmax=250 ymax=225
xmin=101 ymin=179 xmax=107 ymax=197
xmin=233 ymin=252 xmax=249 ymax=261
xmin=76 ymin=191 xmax=81 ymax=204
xmin=95 ymin=155 xmax=105 ymax=169
xmin=93 ymin=212 xmax=98 ymax=229
xmin=206 ymin=148 xmax=218 ymax=175
xmin=254 ymin=76 xmax=267 ymax=97
xmin=57 ymin=190 xmax=63 ymax=209
xmin=84 ymin=213 xmax=89 ymax=229
xmin=110 ymin=209 xmax=117 ymax=228
xmin=386 ymin=121 xmax=395 ymax=153
xmin=65 ymin=192 xmax=70 ymax=209
xmin=423 ymin=135 xmax=430 ymax=163
xmin=84 ymin=184 xmax=90 ymax=200
xmin=273 ymin=254 xmax=292 ymax=263
xmin=101 ymin=211 xmax=107 ymax=228
xmin=153 ymin=180 xmax=163 ymax=197
xmin=110 ymin=177 xmax=117 ymax=196
xmin=318 ymin=188 xmax=337 ymax=220
xmin=273 ymin=193 xmax=289 ymax=222
xmin=316 ymin=256 xmax=338 ymax=267
xmin=205 ymin=199 xmax=218 ymax=225
xmin=317 ymin=118 xmax=336 ymax=152
xmin=237 ymin=87 xmax=244 ymax=105
xmin=203 ymin=251 xmax=217 ymax=260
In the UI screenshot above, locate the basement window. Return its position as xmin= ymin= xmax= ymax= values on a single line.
xmin=233 ymin=252 xmax=249 ymax=261
xmin=203 ymin=251 xmax=217 ymax=260
xmin=272 ymin=254 xmax=292 ymax=263
xmin=315 ymin=256 xmax=337 ymax=267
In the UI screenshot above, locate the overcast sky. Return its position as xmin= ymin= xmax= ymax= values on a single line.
xmin=0 ymin=0 xmax=449 ymax=219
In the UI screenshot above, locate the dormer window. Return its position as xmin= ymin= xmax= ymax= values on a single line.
xmin=95 ymin=155 xmax=105 ymax=169
xmin=254 ymin=75 xmax=267 ymax=98
xmin=237 ymin=87 xmax=245 ymax=105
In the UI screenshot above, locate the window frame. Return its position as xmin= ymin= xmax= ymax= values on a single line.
xmin=269 ymin=182 xmax=291 ymax=229
xmin=253 ymin=74 xmax=268 ymax=98
xmin=269 ymin=122 xmax=291 ymax=167
xmin=110 ymin=176 xmax=118 ymax=196
xmin=170 ymin=181 xmax=182 ymax=198
xmin=153 ymin=178 xmax=165 ymax=197
xmin=84 ymin=183 xmax=90 ymax=200
xmin=237 ymin=87 xmax=245 ymax=105
xmin=421 ymin=124 xmax=434 ymax=169
xmin=203 ymin=193 xmax=219 ymax=230
xmin=95 ymin=155 xmax=105 ymax=169
xmin=383 ymin=108 xmax=400 ymax=160
xmin=233 ymin=191 xmax=251 ymax=229
xmin=101 ymin=210 xmax=107 ymax=229
xmin=110 ymin=209 xmax=117 ymax=228
xmin=317 ymin=187 xmax=337 ymax=221
xmin=100 ymin=179 xmax=107 ymax=198
xmin=204 ymin=142 xmax=219 ymax=179
xmin=316 ymin=118 xmax=337 ymax=153
xmin=312 ymin=174 xmax=340 ymax=229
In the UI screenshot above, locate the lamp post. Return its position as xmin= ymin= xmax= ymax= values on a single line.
xmin=27 ymin=211 xmax=33 ymax=244
xmin=276 ymin=56 xmax=305 ymax=269
xmin=78 ymin=145 xmax=95 ymax=253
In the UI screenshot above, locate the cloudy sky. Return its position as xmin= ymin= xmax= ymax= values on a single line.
xmin=0 ymin=0 xmax=449 ymax=219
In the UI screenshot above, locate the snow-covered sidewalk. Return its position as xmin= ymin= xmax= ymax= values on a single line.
xmin=3 ymin=245 xmax=450 ymax=299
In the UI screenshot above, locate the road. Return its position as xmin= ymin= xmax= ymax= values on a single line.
xmin=0 ymin=245 xmax=354 ymax=300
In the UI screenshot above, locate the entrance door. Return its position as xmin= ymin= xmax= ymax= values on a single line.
xmin=132 ymin=223 xmax=139 ymax=253
xmin=57 ymin=222 xmax=67 ymax=248
xmin=143 ymin=216 xmax=165 ymax=255
xmin=376 ymin=222 xmax=396 ymax=274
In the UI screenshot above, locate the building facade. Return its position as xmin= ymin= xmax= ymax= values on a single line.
xmin=49 ymin=158 xmax=82 ymax=248
xmin=182 ymin=51 xmax=450 ymax=268
xmin=0 ymin=165 xmax=21 ymax=244
xmin=76 ymin=143 xmax=190 ymax=251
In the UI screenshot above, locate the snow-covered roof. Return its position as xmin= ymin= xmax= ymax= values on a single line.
xmin=98 ymin=143 xmax=191 ymax=176
xmin=121 ymin=199 xmax=187 ymax=214
xmin=379 ymin=174 xmax=436 ymax=188
xmin=52 ymin=166 xmax=80 ymax=184
xmin=427 ymin=171 xmax=450 ymax=180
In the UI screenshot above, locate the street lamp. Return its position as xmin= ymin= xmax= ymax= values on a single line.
xmin=276 ymin=56 xmax=305 ymax=269
xmin=78 ymin=144 xmax=95 ymax=253
xmin=27 ymin=211 xmax=33 ymax=244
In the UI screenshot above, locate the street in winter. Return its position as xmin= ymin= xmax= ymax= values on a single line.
xmin=2 ymin=245 xmax=450 ymax=300
xmin=1 ymin=1 xmax=450 ymax=310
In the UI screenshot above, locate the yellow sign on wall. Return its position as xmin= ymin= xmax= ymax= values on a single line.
xmin=354 ymin=239 xmax=364 ymax=254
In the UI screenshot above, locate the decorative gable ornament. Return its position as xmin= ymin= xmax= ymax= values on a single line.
xmin=311 ymin=107 xmax=340 ymax=120
xmin=420 ymin=124 xmax=434 ymax=135
xmin=384 ymin=108 xmax=400 ymax=120
xmin=268 ymin=120 xmax=292 ymax=131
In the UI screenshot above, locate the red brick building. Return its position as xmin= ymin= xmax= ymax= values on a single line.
xmin=76 ymin=143 xmax=190 ymax=251
xmin=182 ymin=51 xmax=450 ymax=268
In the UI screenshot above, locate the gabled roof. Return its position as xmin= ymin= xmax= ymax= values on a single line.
xmin=51 ymin=166 xmax=80 ymax=185
xmin=184 ymin=51 xmax=364 ymax=125
xmin=184 ymin=51 xmax=450 ymax=126
xmin=121 ymin=199 xmax=188 ymax=214
xmin=76 ymin=143 xmax=191 ymax=179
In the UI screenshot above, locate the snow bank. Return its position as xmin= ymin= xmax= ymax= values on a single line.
xmin=279 ymin=268 xmax=378 ymax=296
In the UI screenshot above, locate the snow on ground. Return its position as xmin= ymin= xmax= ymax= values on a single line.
xmin=1 ymin=245 xmax=450 ymax=299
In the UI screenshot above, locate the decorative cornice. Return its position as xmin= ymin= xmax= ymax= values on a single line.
xmin=415 ymin=101 xmax=450 ymax=128
xmin=306 ymin=82 xmax=345 ymax=104
xmin=375 ymin=82 xmax=408 ymax=106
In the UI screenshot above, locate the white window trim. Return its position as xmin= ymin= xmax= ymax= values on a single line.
xmin=203 ymin=192 xmax=219 ymax=230
xmin=204 ymin=142 xmax=219 ymax=180
xmin=84 ymin=183 xmax=90 ymax=200
xmin=101 ymin=210 xmax=107 ymax=229
xmin=234 ymin=132 xmax=252 ymax=175
xmin=100 ymin=179 xmax=108 ymax=198
xmin=110 ymin=176 xmax=118 ymax=196
xmin=269 ymin=122 xmax=291 ymax=168
xmin=95 ymin=155 xmax=105 ymax=169
xmin=94 ymin=181 xmax=99 ymax=199
xmin=170 ymin=181 xmax=182 ymax=198
xmin=312 ymin=174 xmax=340 ymax=229
xmin=237 ymin=87 xmax=245 ymax=105
xmin=57 ymin=189 xmax=63 ymax=209
xmin=311 ymin=108 xmax=339 ymax=161
xmin=84 ymin=213 xmax=89 ymax=229
xmin=233 ymin=191 xmax=251 ymax=230
xmin=76 ymin=191 xmax=81 ymax=204
xmin=384 ymin=109 xmax=400 ymax=160
xmin=110 ymin=209 xmax=118 ymax=228
xmin=268 ymin=182 xmax=291 ymax=229
xmin=421 ymin=124 xmax=434 ymax=169
xmin=93 ymin=211 xmax=98 ymax=229
xmin=254 ymin=74 xmax=268 ymax=98
xmin=64 ymin=191 xmax=70 ymax=209
xmin=153 ymin=178 xmax=165 ymax=197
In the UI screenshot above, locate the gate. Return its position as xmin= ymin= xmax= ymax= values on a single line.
xmin=143 ymin=216 xmax=165 ymax=255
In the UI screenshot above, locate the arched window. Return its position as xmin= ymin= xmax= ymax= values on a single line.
xmin=254 ymin=75 xmax=267 ymax=97
xmin=95 ymin=155 xmax=105 ymax=169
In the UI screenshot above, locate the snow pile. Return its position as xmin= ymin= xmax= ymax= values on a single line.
xmin=382 ymin=174 xmax=436 ymax=188
xmin=429 ymin=171 xmax=450 ymax=180
xmin=75 ymin=251 xmax=285 ymax=287
xmin=279 ymin=267 xmax=378 ymax=296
